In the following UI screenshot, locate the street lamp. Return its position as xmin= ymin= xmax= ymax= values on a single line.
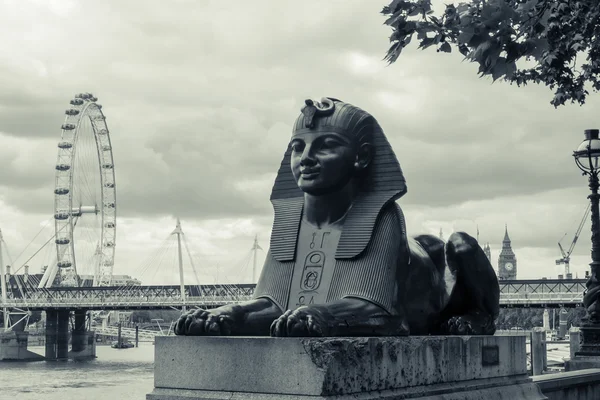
xmin=573 ymin=129 xmax=600 ymax=356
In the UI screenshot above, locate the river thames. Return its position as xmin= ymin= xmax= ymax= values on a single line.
xmin=0 ymin=344 xmax=154 ymax=399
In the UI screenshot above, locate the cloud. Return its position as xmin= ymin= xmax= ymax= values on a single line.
xmin=0 ymin=0 xmax=597 ymax=284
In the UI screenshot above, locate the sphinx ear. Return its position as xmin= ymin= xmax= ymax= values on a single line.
xmin=354 ymin=142 xmax=373 ymax=172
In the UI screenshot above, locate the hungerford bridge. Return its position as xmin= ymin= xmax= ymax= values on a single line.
xmin=0 ymin=93 xmax=592 ymax=361
xmin=0 ymin=279 xmax=590 ymax=311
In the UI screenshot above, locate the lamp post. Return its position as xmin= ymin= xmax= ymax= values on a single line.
xmin=573 ymin=129 xmax=600 ymax=356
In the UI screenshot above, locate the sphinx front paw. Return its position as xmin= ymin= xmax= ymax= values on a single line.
xmin=441 ymin=313 xmax=496 ymax=335
xmin=442 ymin=316 xmax=474 ymax=335
xmin=174 ymin=308 xmax=235 ymax=336
xmin=270 ymin=307 xmax=330 ymax=337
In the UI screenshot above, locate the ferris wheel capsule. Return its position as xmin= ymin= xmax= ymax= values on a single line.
xmin=58 ymin=141 xmax=73 ymax=149
xmin=54 ymin=188 xmax=69 ymax=195
xmin=70 ymin=99 xmax=84 ymax=106
xmin=65 ymin=109 xmax=80 ymax=116
xmin=61 ymin=123 xmax=75 ymax=130
xmin=57 ymin=261 xmax=72 ymax=268
xmin=55 ymin=164 xmax=70 ymax=171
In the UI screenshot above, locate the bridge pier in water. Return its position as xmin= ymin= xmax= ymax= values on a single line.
xmin=45 ymin=309 xmax=96 ymax=361
xmin=71 ymin=310 xmax=87 ymax=352
xmin=45 ymin=310 xmax=68 ymax=360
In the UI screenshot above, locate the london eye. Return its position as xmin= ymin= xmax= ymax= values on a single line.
xmin=41 ymin=93 xmax=116 ymax=287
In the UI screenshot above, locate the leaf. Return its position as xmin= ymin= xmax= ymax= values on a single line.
xmin=491 ymin=57 xmax=507 ymax=81
xmin=387 ymin=0 xmax=407 ymax=14
xmin=458 ymin=30 xmax=474 ymax=45
xmin=505 ymin=61 xmax=517 ymax=79
xmin=456 ymin=3 xmax=470 ymax=15
xmin=418 ymin=37 xmax=437 ymax=49
xmin=408 ymin=7 xmax=421 ymax=17
xmin=384 ymin=13 xmax=404 ymax=26
xmin=429 ymin=15 xmax=441 ymax=25
xmin=381 ymin=0 xmax=600 ymax=107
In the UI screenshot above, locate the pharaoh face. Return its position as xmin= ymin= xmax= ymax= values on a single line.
xmin=290 ymin=131 xmax=357 ymax=195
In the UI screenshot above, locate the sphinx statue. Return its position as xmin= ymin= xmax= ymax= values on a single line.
xmin=175 ymin=97 xmax=500 ymax=337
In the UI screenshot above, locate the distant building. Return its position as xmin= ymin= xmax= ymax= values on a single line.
xmin=78 ymin=274 xmax=141 ymax=286
xmin=2 ymin=272 xmax=142 ymax=289
xmin=483 ymin=243 xmax=492 ymax=263
xmin=497 ymin=225 xmax=517 ymax=280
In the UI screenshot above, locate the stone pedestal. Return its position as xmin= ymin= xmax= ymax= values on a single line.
xmin=0 ymin=331 xmax=44 ymax=361
xmin=565 ymin=325 xmax=600 ymax=371
xmin=147 ymin=336 xmax=546 ymax=400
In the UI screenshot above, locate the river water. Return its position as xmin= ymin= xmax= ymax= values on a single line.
xmin=0 ymin=344 xmax=155 ymax=399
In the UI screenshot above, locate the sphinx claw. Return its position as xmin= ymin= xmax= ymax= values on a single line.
xmin=218 ymin=315 xmax=233 ymax=335
xmin=184 ymin=314 xmax=195 ymax=333
xmin=273 ymin=313 xmax=289 ymax=337
xmin=188 ymin=319 xmax=206 ymax=335
xmin=206 ymin=321 xmax=221 ymax=335
xmin=306 ymin=315 xmax=323 ymax=337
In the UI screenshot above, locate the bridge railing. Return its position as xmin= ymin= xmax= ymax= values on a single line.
xmin=0 ymin=294 xmax=253 ymax=309
xmin=499 ymin=292 xmax=583 ymax=305
xmin=0 ymin=279 xmax=588 ymax=309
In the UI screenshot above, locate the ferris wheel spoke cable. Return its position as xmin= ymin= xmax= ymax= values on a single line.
xmin=74 ymin=120 xmax=97 ymax=203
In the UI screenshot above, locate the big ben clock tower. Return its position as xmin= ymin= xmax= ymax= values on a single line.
xmin=498 ymin=225 xmax=517 ymax=280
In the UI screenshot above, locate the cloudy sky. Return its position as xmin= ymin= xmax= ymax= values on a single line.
xmin=0 ymin=0 xmax=597 ymax=286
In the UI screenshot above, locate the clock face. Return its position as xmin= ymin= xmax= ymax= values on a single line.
xmin=505 ymin=262 xmax=514 ymax=271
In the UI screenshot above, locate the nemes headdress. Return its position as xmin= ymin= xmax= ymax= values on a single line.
xmin=269 ymin=97 xmax=407 ymax=261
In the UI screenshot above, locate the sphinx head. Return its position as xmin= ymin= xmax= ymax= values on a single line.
xmin=289 ymin=98 xmax=375 ymax=196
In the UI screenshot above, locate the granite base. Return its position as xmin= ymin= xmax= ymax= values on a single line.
xmin=147 ymin=336 xmax=546 ymax=400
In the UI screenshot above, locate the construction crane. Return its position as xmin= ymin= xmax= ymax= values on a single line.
xmin=556 ymin=203 xmax=591 ymax=275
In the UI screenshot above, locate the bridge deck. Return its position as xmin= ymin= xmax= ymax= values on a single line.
xmin=0 ymin=279 xmax=588 ymax=310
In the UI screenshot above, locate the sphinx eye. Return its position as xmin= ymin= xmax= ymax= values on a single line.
xmin=290 ymin=141 xmax=304 ymax=152
xmin=320 ymin=138 xmax=343 ymax=149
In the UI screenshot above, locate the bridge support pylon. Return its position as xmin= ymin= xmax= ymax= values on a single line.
xmin=45 ymin=309 xmax=96 ymax=360
xmin=69 ymin=309 xmax=96 ymax=360
xmin=45 ymin=310 xmax=69 ymax=360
